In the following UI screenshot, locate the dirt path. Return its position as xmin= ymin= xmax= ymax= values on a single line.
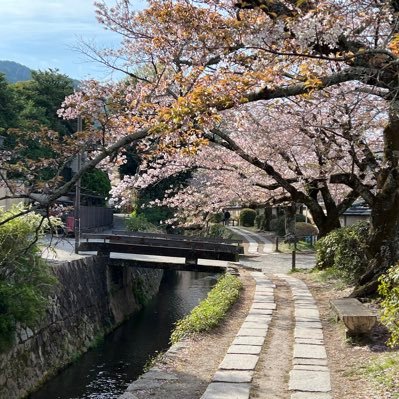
xmin=251 ymin=277 xmax=293 ymax=398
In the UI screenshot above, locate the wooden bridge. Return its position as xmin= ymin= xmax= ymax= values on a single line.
xmin=78 ymin=231 xmax=243 ymax=272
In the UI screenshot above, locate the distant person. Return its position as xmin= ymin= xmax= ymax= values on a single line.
xmin=223 ymin=210 xmax=231 ymax=226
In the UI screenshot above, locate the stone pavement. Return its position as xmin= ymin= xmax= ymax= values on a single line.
xmin=198 ymin=227 xmax=332 ymax=399
xmin=201 ymin=272 xmax=275 ymax=399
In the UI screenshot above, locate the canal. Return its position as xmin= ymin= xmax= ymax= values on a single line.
xmin=28 ymin=269 xmax=219 ymax=399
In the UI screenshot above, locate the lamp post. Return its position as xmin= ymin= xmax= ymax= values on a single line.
xmin=74 ymin=116 xmax=82 ymax=254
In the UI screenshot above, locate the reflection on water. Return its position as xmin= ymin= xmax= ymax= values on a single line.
xmin=29 ymin=270 xmax=218 ymax=399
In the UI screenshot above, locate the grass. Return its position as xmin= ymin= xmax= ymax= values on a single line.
xmin=308 ymin=267 xmax=350 ymax=290
xmin=358 ymin=354 xmax=399 ymax=397
xmin=170 ymin=274 xmax=243 ymax=344
xmin=276 ymin=239 xmax=315 ymax=253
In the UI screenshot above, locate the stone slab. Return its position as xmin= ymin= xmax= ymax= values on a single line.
xmin=295 ymin=338 xmax=324 ymax=345
xmin=213 ymin=370 xmax=253 ymax=383
xmin=294 ymin=328 xmax=324 ymax=340
xmin=233 ymin=336 xmax=265 ymax=346
xmin=141 ymin=370 xmax=178 ymax=380
xmin=254 ymin=295 xmax=274 ymax=301
xmin=127 ymin=378 xmax=164 ymax=391
xmin=293 ymin=358 xmax=328 ymax=366
xmin=291 ymin=392 xmax=332 ymax=399
xmin=254 ymin=299 xmax=274 ymax=304
xmin=201 ymin=382 xmax=251 ymax=399
xmin=250 ymin=272 xmax=264 ymax=277
xmin=295 ymin=309 xmax=320 ymax=318
xmin=245 ymin=315 xmax=272 ymax=323
xmin=241 ymin=321 xmax=269 ymax=330
xmin=251 ymin=303 xmax=276 ymax=310
xmin=294 ymin=365 xmax=329 ymax=372
xmin=295 ymin=303 xmax=318 ymax=308
xmin=119 ymin=393 xmax=139 ymax=399
xmin=295 ymin=321 xmax=322 ymax=329
xmin=219 ymin=354 xmax=259 ymax=370
xmin=248 ymin=309 xmax=274 ymax=316
xmin=289 ymin=369 xmax=331 ymax=392
xmin=237 ymin=328 xmax=268 ymax=337
xmin=255 ymin=291 xmax=275 ymax=296
xmin=228 ymin=345 xmax=262 ymax=355
xmin=293 ymin=344 xmax=327 ymax=359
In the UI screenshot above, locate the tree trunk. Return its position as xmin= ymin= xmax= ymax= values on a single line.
xmin=262 ymin=206 xmax=273 ymax=230
xmin=350 ymin=190 xmax=399 ymax=297
xmin=304 ymin=198 xmax=341 ymax=238
xmin=285 ymin=203 xmax=296 ymax=236
xmin=315 ymin=216 xmax=341 ymax=238
xmin=351 ymin=102 xmax=399 ymax=297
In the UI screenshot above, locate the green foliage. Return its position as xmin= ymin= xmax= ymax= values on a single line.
xmin=205 ymin=224 xmax=234 ymax=239
xmin=359 ymin=354 xmax=399 ymax=396
xmin=295 ymin=222 xmax=319 ymax=237
xmin=125 ymin=213 xmax=160 ymax=232
xmin=239 ymin=208 xmax=256 ymax=227
xmin=170 ymin=274 xmax=242 ymax=343
xmin=0 ymin=73 xmax=19 ymax=134
xmin=0 ymin=204 xmax=58 ymax=350
xmin=81 ymin=168 xmax=111 ymax=198
xmin=315 ymin=222 xmax=369 ymax=284
xmin=379 ymin=264 xmax=399 ymax=347
xmin=270 ymin=216 xmax=286 ymax=236
xmin=139 ymin=205 xmax=172 ymax=225
xmin=295 ymin=213 xmax=307 ymax=222
xmin=208 ymin=212 xmax=224 ymax=223
xmin=255 ymin=214 xmax=265 ymax=229
xmin=12 ymin=69 xmax=75 ymax=134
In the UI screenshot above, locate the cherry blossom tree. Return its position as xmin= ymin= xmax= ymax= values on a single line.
xmin=3 ymin=0 xmax=399 ymax=295
xmin=124 ymin=87 xmax=383 ymax=237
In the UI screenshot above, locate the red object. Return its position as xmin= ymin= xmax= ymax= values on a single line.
xmin=66 ymin=216 xmax=74 ymax=234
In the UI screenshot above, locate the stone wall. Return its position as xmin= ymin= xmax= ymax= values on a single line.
xmin=0 ymin=256 xmax=163 ymax=399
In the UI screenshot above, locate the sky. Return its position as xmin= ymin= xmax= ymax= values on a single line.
xmin=0 ymin=0 xmax=147 ymax=81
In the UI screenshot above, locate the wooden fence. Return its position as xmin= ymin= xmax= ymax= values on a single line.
xmin=66 ymin=206 xmax=113 ymax=234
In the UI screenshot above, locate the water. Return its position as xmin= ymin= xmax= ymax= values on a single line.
xmin=29 ymin=270 xmax=219 ymax=399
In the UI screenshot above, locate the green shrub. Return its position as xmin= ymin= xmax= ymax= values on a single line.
xmin=239 ymin=208 xmax=256 ymax=227
xmin=255 ymin=214 xmax=265 ymax=229
xmin=379 ymin=264 xmax=399 ymax=347
xmin=295 ymin=222 xmax=319 ymax=237
xmin=170 ymin=274 xmax=242 ymax=343
xmin=315 ymin=222 xmax=369 ymax=283
xmin=0 ymin=204 xmax=58 ymax=350
xmin=139 ymin=205 xmax=172 ymax=225
xmin=125 ymin=213 xmax=160 ymax=232
xmin=270 ymin=216 xmax=286 ymax=236
xmin=81 ymin=168 xmax=111 ymax=199
xmin=205 ymin=224 xmax=234 ymax=239
xmin=295 ymin=214 xmax=307 ymax=222
xmin=208 ymin=212 xmax=224 ymax=224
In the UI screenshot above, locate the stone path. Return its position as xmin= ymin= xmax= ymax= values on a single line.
xmin=228 ymin=227 xmax=260 ymax=254
xmin=201 ymin=272 xmax=275 ymax=399
xmin=198 ymin=227 xmax=332 ymax=399
xmin=196 ymin=269 xmax=332 ymax=399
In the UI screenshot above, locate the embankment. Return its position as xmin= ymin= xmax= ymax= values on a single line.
xmin=0 ymin=256 xmax=163 ymax=399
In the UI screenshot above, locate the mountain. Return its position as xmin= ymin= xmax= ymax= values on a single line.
xmin=0 ymin=60 xmax=32 ymax=83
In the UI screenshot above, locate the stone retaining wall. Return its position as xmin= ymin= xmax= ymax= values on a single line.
xmin=0 ymin=256 xmax=163 ymax=399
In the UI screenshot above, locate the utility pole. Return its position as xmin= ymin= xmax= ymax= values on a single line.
xmin=74 ymin=116 xmax=82 ymax=254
